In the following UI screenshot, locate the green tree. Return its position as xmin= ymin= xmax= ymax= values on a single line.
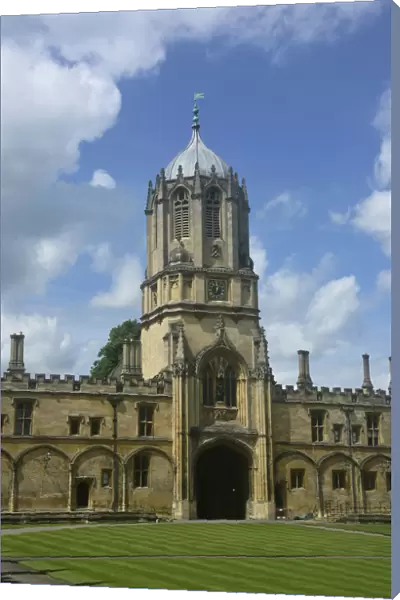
xmin=90 ymin=319 xmax=141 ymax=380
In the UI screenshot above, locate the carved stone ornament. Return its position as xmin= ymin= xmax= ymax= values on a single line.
xmin=205 ymin=403 xmax=238 ymax=421
xmin=211 ymin=244 xmax=221 ymax=259
xmin=172 ymin=361 xmax=188 ymax=377
xmin=250 ymin=365 xmax=268 ymax=380
xmin=214 ymin=315 xmax=225 ymax=340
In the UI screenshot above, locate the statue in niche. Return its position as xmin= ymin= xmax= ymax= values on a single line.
xmin=215 ymin=376 xmax=225 ymax=404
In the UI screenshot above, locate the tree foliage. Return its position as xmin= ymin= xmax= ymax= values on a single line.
xmin=90 ymin=319 xmax=141 ymax=380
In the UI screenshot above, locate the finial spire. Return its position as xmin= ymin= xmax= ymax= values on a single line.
xmin=192 ymin=93 xmax=204 ymax=130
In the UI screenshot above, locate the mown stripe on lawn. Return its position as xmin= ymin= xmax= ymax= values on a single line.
xmin=2 ymin=523 xmax=391 ymax=558
xmin=21 ymin=557 xmax=391 ymax=597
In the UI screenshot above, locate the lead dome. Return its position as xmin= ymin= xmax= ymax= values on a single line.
xmin=164 ymin=101 xmax=230 ymax=180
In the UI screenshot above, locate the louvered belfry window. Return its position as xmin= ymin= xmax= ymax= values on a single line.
xmin=205 ymin=188 xmax=221 ymax=239
xmin=174 ymin=188 xmax=190 ymax=239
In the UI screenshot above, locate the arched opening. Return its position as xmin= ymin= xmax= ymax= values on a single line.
xmin=173 ymin=188 xmax=190 ymax=240
xmin=196 ymin=443 xmax=250 ymax=520
xmin=275 ymin=481 xmax=287 ymax=518
xmin=76 ymin=480 xmax=90 ymax=509
xmin=205 ymin=188 xmax=221 ymax=239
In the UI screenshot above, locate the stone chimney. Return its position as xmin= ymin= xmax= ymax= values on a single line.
xmin=297 ymin=350 xmax=313 ymax=389
xmin=8 ymin=332 xmax=25 ymax=374
xmin=362 ymin=353 xmax=373 ymax=392
xmin=388 ymin=356 xmax=391 ymax=395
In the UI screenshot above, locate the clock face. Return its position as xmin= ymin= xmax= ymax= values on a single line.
xmin=208 ymin=279 xmax=227 ymax=301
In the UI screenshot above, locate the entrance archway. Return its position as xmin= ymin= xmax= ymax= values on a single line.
xmin=76 ymin=480 xmax=90 ymax=509
xmin=195 ymin=443 xmax=250 ymax=520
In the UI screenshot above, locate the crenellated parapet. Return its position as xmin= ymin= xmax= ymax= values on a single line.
xmin=272 ymin=350 xmax=391 ymax=407
xmin=1 ymin=368 xmax=172 ymax=396
xmin=272 ymin=383 xmax=390 ymax=406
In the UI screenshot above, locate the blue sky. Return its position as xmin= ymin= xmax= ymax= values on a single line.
xmin=1 ymin=2 xmax=391 ymax=388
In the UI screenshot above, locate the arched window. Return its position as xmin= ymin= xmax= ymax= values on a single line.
xmin=203 ymin=365 xmax=214 ymax=407
xmin=205 ymin=188 xmax=221 ymax=239
xmin=174 ymin=188 xmax=190 ymax=239
xmin=225 ymin=365 xmax=237 ymax=408
xmin=202 ymin=356 xmax=237 ymax=407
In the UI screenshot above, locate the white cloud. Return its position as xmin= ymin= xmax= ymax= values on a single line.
xmin=250 ymin=235 xmax=268 ymax=281
xmin=1 ymin=309 xmax=77 ymax=374
xmin=329 ymin=208 xmax=351 ymax=225
xmin=90 ymin=253 xmax=143 ymax=309
xmin=1 ymin=6 xmax=383 ymax=301
xmin=251 ymin=236 xmax=364 ymax=384
xmin=376 ymin=269 xmax=391 ymax=294
xmin=329 ymin=89 xmax=391 ymax=257
xmin=90 ymin=169 xmax=116 ymax=189
xmin=257 ymin=192 xmax=307 ymax=221
xmin=87 ymin=242 xmax=114 ymax=273
xmin=305 ymin=276 xmax=360 ymax=338
xmin=0 ymin=6 xmax=386 ymax=381
xmin=352 ymin=189 xmax=391 ymax=256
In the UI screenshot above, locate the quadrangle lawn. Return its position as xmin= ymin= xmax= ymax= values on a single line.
xmin=1 ymin=523 xmax=391 ymax=597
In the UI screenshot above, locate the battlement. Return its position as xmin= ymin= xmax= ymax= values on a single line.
xmin=1 ymin=369 xmax=172 ymax=396
xmin=273 ymin=383 xmax=390 ymax=406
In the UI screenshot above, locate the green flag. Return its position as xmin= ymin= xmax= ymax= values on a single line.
xmin=194 ymin=92 xmax=205 ymax=100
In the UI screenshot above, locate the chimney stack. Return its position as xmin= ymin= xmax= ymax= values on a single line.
xmin=362 ymin=353 xmax=373 ymax=392
xmin=297 ymin=350 xmax=313 ymax=389
xmin=8 ymin=332 xmax=25 ymax=374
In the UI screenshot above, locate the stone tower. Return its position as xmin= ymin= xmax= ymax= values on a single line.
xmin=141 ymin=100 xmax=274 ymax=520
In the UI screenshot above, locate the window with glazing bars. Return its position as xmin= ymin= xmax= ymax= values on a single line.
xmin=366 ymin=414 xmax=379 ymax=447
xmin=174 ymin=189 xmax=190 ymax=239
xmin=311 ymin=411 xmax=324 ymax=442
xmin=14 ymin=401 xmax=33 ymax=436
xmin=138 ymin=405 xmax=154 ymax=437
xmin=134 ymin=453 xmax=150 ymax=488
xmin=205 ymin=189 xmax=221 ymax=238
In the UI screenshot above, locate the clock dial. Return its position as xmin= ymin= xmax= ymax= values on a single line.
xmin=208 ymin=279 xmax=227 ymax=301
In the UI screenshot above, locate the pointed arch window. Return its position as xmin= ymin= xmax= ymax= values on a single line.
xmin=174 ymin=188 xmax=190 ymax=239
xmin=205 ymin=188 xmax=221 ymax=239
xmin=225 ymin=365 xmax=237 ymax=407
xmin=203 ymin=364 xmax=214 ymax=407
xmin=202 ymin=356 xmax=237 ymax=408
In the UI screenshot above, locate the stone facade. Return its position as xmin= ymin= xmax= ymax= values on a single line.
xmin=1 ymin=107 xmax=391 ymax=520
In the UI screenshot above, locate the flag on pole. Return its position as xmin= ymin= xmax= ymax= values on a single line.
xmin=194 ymin=92 xmax=205 ymax=100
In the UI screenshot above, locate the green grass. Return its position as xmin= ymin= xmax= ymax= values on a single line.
xmin=1 ymin=523 xmax=391 ymax=597
xmin=20 ymin=557 xmax=391 ymax=597
xmin=302 ymin=522 xmax=392 ymax=535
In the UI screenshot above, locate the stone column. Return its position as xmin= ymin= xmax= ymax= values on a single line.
xmin=250 ymin=370 xmax=273 ymax=519
xmin=68 ymin=465 xmax=73 ymax=511
xmin=362 ymin=353 xmax=373 ymax=391
xmin=121 ymin=464 xmax=127 ymax=512
xmin=132 ymin=341 xmax=142 ymax=376
xmin=122 ymin=339 xmax=130 ymax=374
xmin=10 ymin=464 xmax=17 ymax=512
